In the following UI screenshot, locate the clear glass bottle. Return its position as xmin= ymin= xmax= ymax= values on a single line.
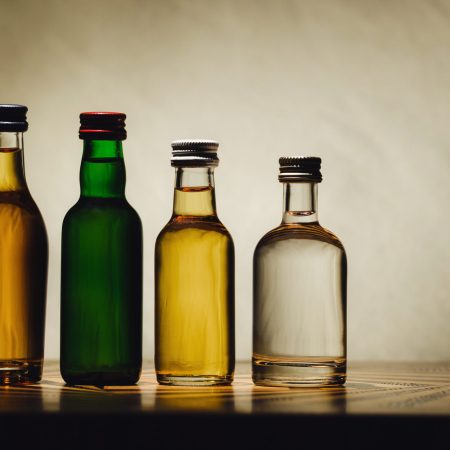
xmin=253 ymin=157 xmax=346 ymax=386
xmin=155 ymin=140 xmax=235 ymax=386
xmin=61 ymin=112 xmax=143 ymax=386
xmin=0 ymin=104 xmax=48 ymax=384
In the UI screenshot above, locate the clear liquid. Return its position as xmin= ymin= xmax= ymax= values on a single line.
xmin=253 ymin=222 xmax=346 ymax=386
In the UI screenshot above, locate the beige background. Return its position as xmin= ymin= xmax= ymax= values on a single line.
xmin=1 ymin=0 xmax=449 ymax=362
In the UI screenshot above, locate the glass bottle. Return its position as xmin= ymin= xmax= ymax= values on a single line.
xmin=253 ymin=157 xmax=347 ymax=386
xmin=155 ymin=140 xmax=235 ymax=386
xmin=0 ymin=104 xmax=48 ymax=384
xmin=61 ymin=112 xmax=142 ymax=385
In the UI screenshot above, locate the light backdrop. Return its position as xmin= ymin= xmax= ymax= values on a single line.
xmin=1 ymin=0 xmax=450 ymax=361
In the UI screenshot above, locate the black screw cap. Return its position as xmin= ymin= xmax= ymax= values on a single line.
xmin=279 ymin=156 xmax=322 ymax=182
xmin=0 ymin=104 xmax=28 ymax=132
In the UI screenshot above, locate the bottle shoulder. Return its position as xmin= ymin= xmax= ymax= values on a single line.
xmin=157 ymin=215 xmax=233 ymax=243
xmin=0 ymin=190 xmax=45 ymax=219
xmin=256 ymin=222 xmax=345 ymax=252
xmin=63 ymin=197 xmax=142 ymax=226
xmin=0 ymin=191 xmax=47 ymax=240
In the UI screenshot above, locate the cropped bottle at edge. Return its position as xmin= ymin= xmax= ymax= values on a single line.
xmin=253 ymin=157 xmax=347 ymax=387
xmin=61 ymin=112 xmax=142 ymax=385
xmin=0 ymin=104 xmax=48 ymax=384
xmin=155 ymin=140 xmax=235 ymax=386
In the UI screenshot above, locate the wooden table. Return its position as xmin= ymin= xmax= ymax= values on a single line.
xmin=1 ymin=362 xmax=449 ymax=449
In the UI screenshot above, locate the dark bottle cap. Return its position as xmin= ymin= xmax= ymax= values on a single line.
xmin=171 ymin=140 xmax=219 ymax=167
xmin=279 ymin=156 xmax=322 ymax=182
xmin=79 ymin=112 xmax=127 ymax=140
xmin=0 ymin=104 xmax=28 ymax=132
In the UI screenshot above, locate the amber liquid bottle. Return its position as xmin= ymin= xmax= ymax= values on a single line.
xmin=253 ymin=157 xmax=347 ymax=387
xmin=155 ymin=140 xmax=235 ymax=386
xmin=60 ymin=113 xmax=142 ymax=386
xmin=0 ymin=104 xmax=48 ymax=384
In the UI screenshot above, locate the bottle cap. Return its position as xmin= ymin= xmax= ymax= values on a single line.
xmin=79 ymin=112 xmax=126 ymax=140
xmin=0 ymin=104 xmax=28 ymax=132
xmin=171 ymin=140 xmax=219 ymax=167
xmin=279 ymin=156 xmax=322 ymax=182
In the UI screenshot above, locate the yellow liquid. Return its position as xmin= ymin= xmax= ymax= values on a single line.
xmin=0 ymin=148 xmax=48 ymax=384
xmin=155 ymin=187 xmax=234 ymax=385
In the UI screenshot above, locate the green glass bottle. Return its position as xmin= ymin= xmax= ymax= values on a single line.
xmin=61 ymin=112 xmax=142 ymax=385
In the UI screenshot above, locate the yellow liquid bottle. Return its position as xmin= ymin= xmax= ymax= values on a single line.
xmin=0 ymin=105 xmax=48 ymax=384
xmin=155 ymin=140 xmax=235 ymax=386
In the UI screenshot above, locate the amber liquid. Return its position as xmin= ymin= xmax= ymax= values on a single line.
xmin=155 ymin=186 xmax=234 ymax=385
xmin=0 ymin=148 xmax=48 ymax=384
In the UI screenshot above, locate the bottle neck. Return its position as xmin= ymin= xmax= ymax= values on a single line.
xmin=173 ymin=166 xmax=216 ymax=216
xmin=0 ymin=132 xmax=27 ymax=192
xmin=80 ymin=140 xmax=125 ymax=198
xmin=282 ymin=182 xmax=319 ymax=224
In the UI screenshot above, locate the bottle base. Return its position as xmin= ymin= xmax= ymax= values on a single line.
xmin=61 ymin=369 xmax=141 ymax=386
xmin=252 ymin=356 xmax=346 ymax=387
xmin=0 ymin=359 xmax=42 ymax=385
xmin=157 ymin=374 xmax=233 ymax=386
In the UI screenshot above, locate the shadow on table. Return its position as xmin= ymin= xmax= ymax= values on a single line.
xmin=250 ymin=385 xmax=347 ymax=414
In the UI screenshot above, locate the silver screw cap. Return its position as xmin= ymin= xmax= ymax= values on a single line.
xmin=171 ymin=139 xmax=219 ymax=167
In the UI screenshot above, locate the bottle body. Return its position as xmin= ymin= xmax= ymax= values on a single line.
xmin=155 ymin=159 xmax=235 ymax=386
xmin=0 ymin=133 xmax=48 ymax=384
xmin=253 ymin=163 xmax=346 ymax=387
xmin=60 ymin=134 xmax=142 ymax=385
xmin=253 ymin=223 xmax=346 ymax=386
xmin=61 ymin=198 xmax=142 ymax=385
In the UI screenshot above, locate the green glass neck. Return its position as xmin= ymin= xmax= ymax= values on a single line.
xmin=80 ymin=140 xmax=126 ymax=198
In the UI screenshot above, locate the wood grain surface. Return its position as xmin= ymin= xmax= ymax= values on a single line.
xmin=1 ymin=361 xmax=450 ymax=416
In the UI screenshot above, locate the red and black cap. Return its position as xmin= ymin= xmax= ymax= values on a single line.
xmin=0 ymin=104 xmax=28 ymax=132
xmin=79 ymin=112 xmax=126 ymax=140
